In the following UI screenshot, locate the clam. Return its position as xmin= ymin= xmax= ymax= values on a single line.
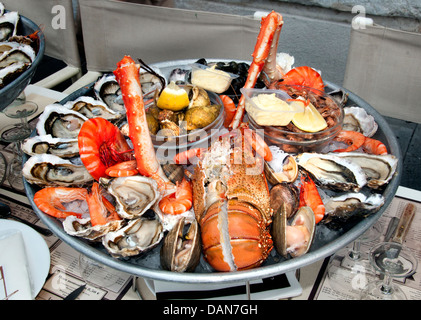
xmin=265 ymin=147 xmax=298 ymax=185
xmin=102 ymin=211 xmax=164 ymax=258
xmin=269 ymin=182 xmax=299 ymax=219
xmin=272 ymin=204 xmax=315 ymax=258
xmin=99 ymin=176 xmax=160 ymax=220
xmin=160 ymin=217 xmax=201 ymax=272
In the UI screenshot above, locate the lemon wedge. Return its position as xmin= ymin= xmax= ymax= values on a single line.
xmin=156 ymin=81 xmax=190 ymax=111
xmin=292 ymin=100 xmax=327 ymax=132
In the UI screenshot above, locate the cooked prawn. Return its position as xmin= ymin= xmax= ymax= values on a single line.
xmin=362 ymin=136 xmax=388 ymax=155
xmin=219 ymin=95 xmax=236 ymax=128
xmin=299 ymin=173 xmax=325 ymax=224
xmin=173 ymin=147 xmax=207 ymax=165
xmin=78 ymin=117 xmax=133 ymax=181
xmin=333 ymin=130 xmax=366 ymax=153
xmin=86 ymin=182 xmax=121 ymax=226
xmin=159 ymin=178 xmax=193 ymax=215
xmin=105 ymin=159 xmax=138 ymax=177
xmin=278 ymin=66 xmax=325 ymax=92
xmin=34 ymin=187 xmax=88 ymax=219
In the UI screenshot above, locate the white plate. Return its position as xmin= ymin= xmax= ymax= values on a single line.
xmin=0 ymin=220 xmax=50 ymax=299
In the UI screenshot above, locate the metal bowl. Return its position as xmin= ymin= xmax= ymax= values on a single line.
xmin=23 ymin=59 xmax=401 ymax=284
xmin=0 ymin=11 xmax=45 ymax=111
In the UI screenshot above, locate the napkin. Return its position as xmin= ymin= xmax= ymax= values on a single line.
xmin=0 ymin=229 xmax=33 ymax=300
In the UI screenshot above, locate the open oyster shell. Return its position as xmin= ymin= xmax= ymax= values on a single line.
xmin=343 ymin=106 xmax=378 ymax=137
xmin=295 ymin=152 xmax=367 ymax=192
xmin=63 ymin=215 xmax=125 ymax=241
xmin=36 ymin=104 xmax=88 ymax=139
xmin=22 ymin=134 xmax=79 ymax=158
xmin=93 ymin=73 xmax=125 ymax=114
xmin=22 ymin=154 xmax=94 ymax=187
xmin=99 ymin=176 xmax=160 ymax=220
xmin=102 ymin=212 xmax=164 ymax=258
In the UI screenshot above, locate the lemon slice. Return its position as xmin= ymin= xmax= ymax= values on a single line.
xmin=292 ymin=101 xmax=327 ymax=132
xmin=156 ymin=81 xmax=190 ymax=111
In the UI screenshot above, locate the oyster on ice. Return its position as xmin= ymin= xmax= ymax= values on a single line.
xmin=102 ymin=211 xmax=164 ymax=257
xmin=22 ymin=134 xmax=79 ymax=158
xmin=0 ymin=11 xmax=18 ymax=41
xmin=295 ymin=152 xmax=367 ymax=192
xmin=63 ymin=215 xmax=125 ymax=241
xmin=343 ymin=106 xmax=378 ymax=137
xmin=334 ymin=152 xmax=398 ymax=189
xmin=99 ymin=176 xmax=160 ymax=220
xmin=36 ymin=104 xmax=88 ymax=138
xmin=63 ymin=96 xmax=124 ymax=123
xmin=323 ymin=192 xmax=385 ymax=227
xmin=93 ymin=74 xmax=125 ymax=114
xmin=22 ymin=154 xmax=94 ymax=187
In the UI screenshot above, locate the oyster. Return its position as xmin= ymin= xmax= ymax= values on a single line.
xmin=334 ymin=152 xmax=398 ymax=189
xmin=139 ymin=65 xmax=166 ymax=99
xmin=22 ymin=154 xmax=94 ymax=186
xmin=272 ymin=204 xmax=315 ymax=258
xmin=22 ymin=134 xmax=79 ymax=158
xmin=296 ymin=152 xmax=367 ymax=192
xmin=323 ymin=192 xmax=384 ymax=227
xmin=0 ymin=11 xmax=18 ymax=41
xmin=265 ymin=146 xmax=298 ymax=185
xmin=36 ymin=104 xmax=88 ymax=138
xmin=63 ymin=96 xmax=124 ymax=123
xmin=102 ymin=211 xmax=164 ymax=257
xmin=160 ymin=217 xmax=201 ymax=272
xmin=99 ymin=176 xmax=160 ymax=219
xmin=0 ymin=42 xmax=35 ymax=68
xmin=343 ymin=106 xmax=378 ymax=137
xmin=168 ymin=68 xmax=190 ymax=84
xmin=63 ymin=215 xmax=125 ymax=241
xmin=0 ymin=61 xmax=28 ymax=88
xmin=93 ymin=74 xmax=125 ymax=114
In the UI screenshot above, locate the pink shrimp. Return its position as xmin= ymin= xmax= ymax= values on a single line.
xmin=158 ymin=178 xmax=193 ymax=215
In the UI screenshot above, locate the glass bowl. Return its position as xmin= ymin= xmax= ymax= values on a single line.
xmin=248 ymin=84 xmax=344 ymax=154
xmin=150 ymin=89 xmax=225 ymax=162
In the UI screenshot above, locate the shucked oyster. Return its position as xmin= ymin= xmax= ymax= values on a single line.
xmin=22 ymin=154 xmax=94 ymax=187
xmin=295 ymin=152 xmax=367 ymax=192
xmin=0 ymin=11 xmax=19 ymax=41
xmin=99 ymin=176 xmax=160 ymax=219
xmin=334 ymin=152 xmax=398 ymax=189
xmin=323 ymin=192 xmax=385 ymax=227
xmin=22 ymin=134 xmax=79 ymax=158
xmin=63 ymin=215 xmax=125 ymax=241
xmin=36 ymin=104 xmax=88 ymax=138
xmin=102 ymin=211 xmax=164 ymax=257
xmin=93 ymin=74 xmax=125 ymax=114
xmin=343 ymin=106 xmax=378 ymax=137
xmin=63 ymin=96 xmax=124 ymax=123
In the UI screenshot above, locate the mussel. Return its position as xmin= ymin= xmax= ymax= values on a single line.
xmin=160 ymin=217 xmax=201 ymax=272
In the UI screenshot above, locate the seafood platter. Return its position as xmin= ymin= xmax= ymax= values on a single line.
xmin=23 ymin=11 xmax=400 ymax=284
xmin=0 ymin=3 xmax=45 ymax=110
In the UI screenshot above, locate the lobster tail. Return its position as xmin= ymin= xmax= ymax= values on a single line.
xmin=200 ymin=199 xmax=273 ymax=272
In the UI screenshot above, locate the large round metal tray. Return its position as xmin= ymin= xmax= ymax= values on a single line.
xmin=24 ymin=59 xmax=401 ymax=284
xmin=0 ymin=11 xmax=45 ymax=111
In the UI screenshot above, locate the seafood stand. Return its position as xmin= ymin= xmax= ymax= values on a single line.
xmin=18 ymin=10 xmax=401 ymax=296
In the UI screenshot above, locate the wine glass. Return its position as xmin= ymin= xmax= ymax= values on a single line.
xmin=361 ymin=242 xmax=418 ymax=300
xmin=325 ymin=221 xmax=383 ymax=296
xmin=0 ymin=93 xmax=38 ymax=191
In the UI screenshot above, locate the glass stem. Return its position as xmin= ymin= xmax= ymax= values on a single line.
xmin=349 ymin=240 xmax=361 ymax=260
xmin=380 ymin=272 xmax=392 ymax=295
